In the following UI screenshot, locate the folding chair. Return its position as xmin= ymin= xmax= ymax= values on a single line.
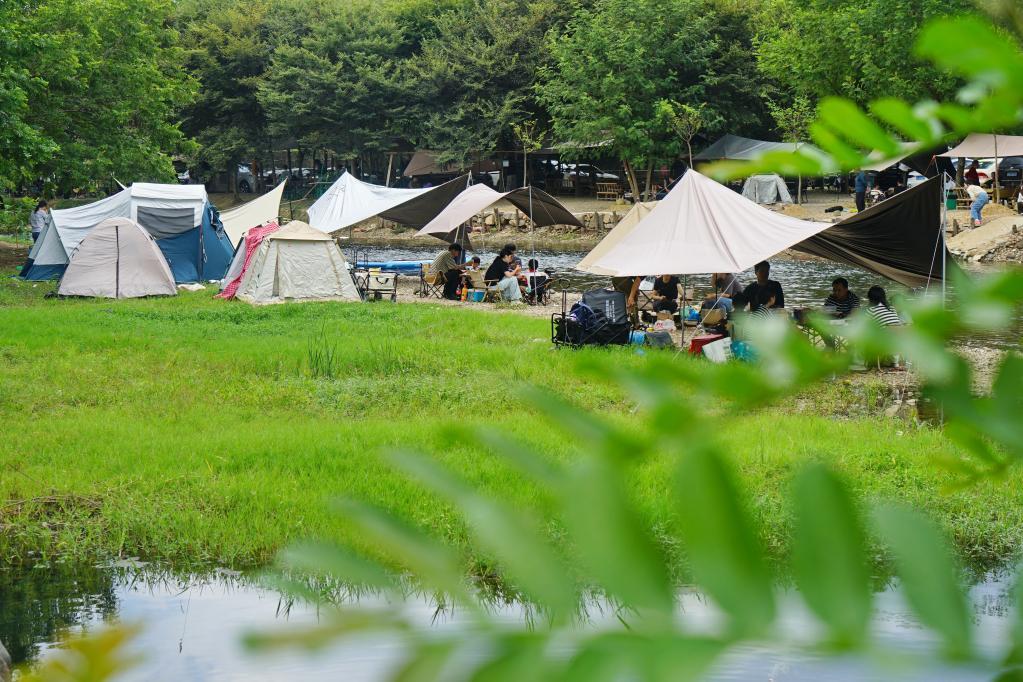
xmin=462 ymin=269 xmax=499 ymax=303
xmin=417 ymin=263 xmax=444 ymax=298
xmin=524 ymin=272 xmax=553 ymax=306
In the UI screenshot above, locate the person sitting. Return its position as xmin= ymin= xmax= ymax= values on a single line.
xmin=651 ymin=274 xmax=680 ymax=313
xmin=484 ymin=248 xmax=523 ymax=302
xmin=465 ymin=256 xmax=482 ymax=271
xmin=865 ymin=286 xmax=902 ymax=326
xmin=524 ymin=258 xmax=550 ymax=301
xmin=823 ymin=277 xmax=860 ymax=318
xmin=742 ymin=261 xmax=785 ymax=311
xmin=429 ymin=243 xmax=466 ymax=300
xmin=703 ymin=272 xmax=742 ymax=313
xmin=750 ymin=288 xmax=778 ymax=319
xmin=503 ymin=243 xmax=522 ymax=270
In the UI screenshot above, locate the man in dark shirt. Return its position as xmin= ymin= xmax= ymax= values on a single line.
xmin=741 ymin=261 xmax=785 ymax=311
xmin=824 ymin=277 xmax=860 ymax=318
xmin=854 ymin=170 xmax=868 ymax=212
xmin=651 ymin=274 xmax=680 ymax=313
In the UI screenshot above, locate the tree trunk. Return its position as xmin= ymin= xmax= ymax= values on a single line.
xmin=686 ymin=140 xmax=693 ymax=170
xmin=643 ymin=160 xmax=653 ymax=202
xmin=957 ymin=157 xmax=965 ymax=186
xmin=523 ymin=149 xmax=528 ymax=187
xmin=230 ymin=160 xmax=239 ymax=201
xmin=623 ymin=159 xmax=640 ymax=201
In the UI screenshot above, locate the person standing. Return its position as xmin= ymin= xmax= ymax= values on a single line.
xmin=964 ymin=160 xmax=981 ymax=186
xmin=854 ymin=170 xmax=868 ymax=212
xmin=29 ymin=200 xmax=48 ymax=242
xmin=965 ymin=183 xmax=989 ymax=227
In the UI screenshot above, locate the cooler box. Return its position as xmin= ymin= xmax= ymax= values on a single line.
xmin=689 ymin=333 xmax=726 ymax=355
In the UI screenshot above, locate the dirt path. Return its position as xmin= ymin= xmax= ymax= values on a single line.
xmin=0 ymin=240 xmax=28 ymax=271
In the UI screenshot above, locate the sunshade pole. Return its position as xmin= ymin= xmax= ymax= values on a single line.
xmin=941 ymin=173 xmax=948 ymax=309
xmin=529 ymin=185 xmax=535 ymax=259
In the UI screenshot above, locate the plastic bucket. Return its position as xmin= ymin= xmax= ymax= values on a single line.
xmin=469 ymin=290 xmax=485 ymax=302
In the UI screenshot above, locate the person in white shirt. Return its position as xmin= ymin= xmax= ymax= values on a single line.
xmin=965 ymin=183 xmax=988 ymax=227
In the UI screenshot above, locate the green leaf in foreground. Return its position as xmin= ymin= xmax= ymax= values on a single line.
xmin=792 ymin=465 xmax=872 ymax=647
xmin=386 ymin=449 xmax=578 ymax=621
xmin=676 ymin=448 xmax=774 ymax=636
xmin=873 ymin=505 xmax=972 ymax=659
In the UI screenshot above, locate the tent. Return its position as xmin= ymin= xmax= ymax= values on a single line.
xmin=694 ymin=134 xmax=820 ymax=161
xmin=57 ymin=218 xmax=176 ymax=299
xmin=575 ymin=202 xmax=656 ymax=275
xmin=306 ymin=172 xmax=430 ymax=233
xmin=220 ymin=180 xmax=287 ymax=246
xmin=232 ymin=221 xmax=361 ymax=304
xmin=585 ymin=170 xmax=831 ymax=276
xmin=21 ymin=183 xmax=233 ymax=283
xmin=740 ymin=175 xmax=792 ymax=204
xmin=217 ymin=221 xmax=282 ymax=299
xmin=794 ymin=176 xmax=951 ymax=288
xmin=937 ymin=133 xmax=1023 ymax=159
xmin=402 ymin=151 xmax=500 ymax=178
xmin=377 ymin=174 xmax=471 ymax=228
xmin=416 ymin=184 xmax=583 ymax=241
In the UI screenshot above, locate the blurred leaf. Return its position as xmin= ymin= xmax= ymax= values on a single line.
xmin=470 ymin=427 xmax=565 ymax=487
xmin=562 ymin=455 xmax=675 ymax=617
xmin=279 ymin=541 xmax=396 ymax=591
xmin=676 ymin=448 xmax=774 ymax=636
xmin=917 ymin=17 xmax=1023 ymax=94
xmin=522 ymin=388 xmax=636 ymax=456
xmin=387 ymin=450 xmax=579 ymax=621
xmin=468 ymin=633 xmax=549 ymax=682
xmin=392 ymin=641 xmax=458 ymax=682
xmin=792 ymin=465 xmax=872 ymax=647
xmin=332 ymin=500 xmax=477 ymax=607
xmin=873 ymin=505 xmax=972 ymax=658
xmin=244 ymin=611 xmax=405 ymax=652
xmin=568 ymin=633 xmax=727 ymax=682
xmin=17 ymin=624 xmax=143 ymax=682
xmin=809 ymin=120 xmax=864 ymax=169
xmin=818 ymin=97 xmax=902 ymax=157
xmin=869 ymin=98 xmax=937 ymax=144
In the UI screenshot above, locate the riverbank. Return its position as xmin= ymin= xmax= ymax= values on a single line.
xmin=2 ymin=282 xmax=1021 ymax=577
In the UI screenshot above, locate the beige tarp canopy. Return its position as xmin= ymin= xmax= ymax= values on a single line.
xmin=220 ymin=180 xmax=287 ymax=246
xmin=575 ymin=202 xmax=656 ymax=275
xmin=938 ymin=133 xmax=1023 ymax=158
xmin=584 ymin=170 xmax=830 ymax=276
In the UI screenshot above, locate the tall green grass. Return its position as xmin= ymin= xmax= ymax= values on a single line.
xmin=1 ymin=283 xmax=1020 ymax=573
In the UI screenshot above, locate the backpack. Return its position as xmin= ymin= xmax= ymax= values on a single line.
xmin=568 ymin=301 xmax=600 ymax=331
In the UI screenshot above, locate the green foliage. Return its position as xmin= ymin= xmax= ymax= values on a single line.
xmin=754 ymin=0 xmax=974 ymax=106
xmin=17 ymin=624 xmax=140 ymax=682
xmin=24 ymin=0 xmax=194 ymax=194
xmin=245 ymin=271 xmax=1023 ymax=679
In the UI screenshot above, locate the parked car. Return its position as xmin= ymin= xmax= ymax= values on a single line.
xmin=237 ymin=165 xmax=257 ymax=194
xmin=906 ymin=172 xmax=928 ymax=188
xmin=558 ymin=163 xmax=619 ymax=182
xmin=998 ymin=156 xmax=1023 ymax=183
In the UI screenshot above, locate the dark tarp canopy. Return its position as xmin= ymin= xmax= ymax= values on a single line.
xmin=504 ymin=186 xmax=583 ymax=228
xmin=795 ymin=175 xmax=952 ymax=288
xmin=378 ymin=174 xmax=471 ymax=228
xmin=694 ymin=134 xmax=808 ymax=161
xmin=402 ymin=150 xmax=499 ymax=177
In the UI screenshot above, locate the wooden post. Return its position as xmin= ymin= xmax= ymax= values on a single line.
xmin=595 ymin=211 xmax=604 ymax=232
xmin=385 ymin=152 xmax=395 ymax=187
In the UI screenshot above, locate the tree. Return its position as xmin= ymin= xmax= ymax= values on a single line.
xmin=179 ymin=0 xmax=276 ymax=197
xmin=657 ymin=100 xmax=706 ymax=169
xmin=19 ymin=0 xmax=195 ymax=195
xmin=511 ymin=119 xmax=544 ymax=187
xmin=755 ymin=0 xmax=974 ymax=106
xmin=767 ymin=95 xmax=815 ymax=202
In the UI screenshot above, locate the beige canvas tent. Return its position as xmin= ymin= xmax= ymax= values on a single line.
xmin=234 ymin=221 xmax=361 ymax=304
xmin=575 ymin=202 xmax=656 ymax=275
xmin=58 ymin=218 xmax=177 ymax=298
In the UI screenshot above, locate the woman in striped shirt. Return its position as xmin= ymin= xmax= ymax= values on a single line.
xmin=865 ymin=286 xmax=902 ymax=326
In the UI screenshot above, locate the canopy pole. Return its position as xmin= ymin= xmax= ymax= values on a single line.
xmin=529 ymin=185 xmax=535 ymax=259
xmin=942 ymin=173 xmax=948 ymax=309
xmin=994 ymin=134 xmax=1000 ymax=205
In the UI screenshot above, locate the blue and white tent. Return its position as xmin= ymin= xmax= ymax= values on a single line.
xmin=21 ymin=183 xmax=233 ymax=283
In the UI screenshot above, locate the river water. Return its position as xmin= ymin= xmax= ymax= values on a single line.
xmin=1 ymin=561 xmax=1015 ymax=681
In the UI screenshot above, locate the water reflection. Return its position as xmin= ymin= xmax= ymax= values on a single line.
xmin=2 ymin=562 xmax=1015 ymax=681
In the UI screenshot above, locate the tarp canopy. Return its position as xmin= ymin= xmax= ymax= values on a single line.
xmin=575 ymin=202 xmax=656 ymax=275
xmin=402 ymin=150 xmax=499 ymax=177
xmin=378 ymin=174 xmax=471 ymax=227
xmin=740 ymin=175 xmax=792 ymax=204
xmin=233 ymin=221 xmax=362 ymax=304
xmin=58 ymin=218 xmax=176 ymax=299
xmin=938 ymin=133 xmax=1023 ymax=159
xmin=794 ymin=176 xmax=951 ymax=288
xmin=694 ymin=134 xmax=819 ymax=161
xmin=220 ymin=180 xmax=287 ymax=246
xmin=416 ymin=185 xmax=582 ymax=240
xmin=586 ymin=170 xmax=830 ymax=276
xmin=307 ymin=172 xmax=431 ymax=233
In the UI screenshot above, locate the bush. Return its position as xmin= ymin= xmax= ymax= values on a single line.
xmin=0 ymin=197 xmax=37 ymax=238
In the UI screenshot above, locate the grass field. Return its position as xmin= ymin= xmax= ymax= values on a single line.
xmin=1 ymin=276 xmax=1021 ymax=578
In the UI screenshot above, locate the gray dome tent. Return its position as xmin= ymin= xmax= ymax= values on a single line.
xmin=58 ymin=217 xmax=177 ymax=298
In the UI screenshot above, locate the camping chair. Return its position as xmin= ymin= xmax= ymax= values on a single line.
xmin=462 ymin=269 xmax=498 ymax=303
xmin=418 ymin=263 xmax=444 ymax=298
xmin=524 ymin=272 xmax=553 ymax=306
xmin=695 ymin=307 xmax=727 ymax=337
